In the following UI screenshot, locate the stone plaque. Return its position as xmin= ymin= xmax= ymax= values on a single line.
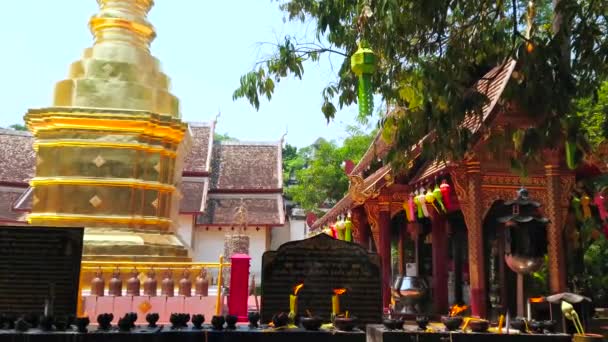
xmin=261 ymin=233 xmax=382 ymax=325
xmin=0 ymin=226 xmax=83 ymax=316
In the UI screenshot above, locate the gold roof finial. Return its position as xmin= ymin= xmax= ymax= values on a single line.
xmin=280 ymin=125 xmax=288 ymax=145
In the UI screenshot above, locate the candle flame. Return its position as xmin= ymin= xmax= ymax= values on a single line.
xmin=333 ymin=288 xmax=347 ymax=295
xmin=293 ymin=283 xmax=304 ymax=295
xmin=529 ymin=297 xmax=544 ymax=303
xmin=448 ymin=304 xmax=468 ymax=317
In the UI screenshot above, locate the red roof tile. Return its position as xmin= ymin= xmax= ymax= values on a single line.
xmin=210 ymin=142 xmax=282 ymax=191
xmin=0 ymin=129 xmax=35 ymax=185
xmin=349 ymin=124 xmax=393 ymax=176
xmin=196 ymin=194 xmax=284 ymax=226
xmin=409 ymin=60 xmax=516 ymax=184
xmin=183 ymin=123 xmax=214 ymax=174
xmin=462 ymin=60 xmax=517 ymax=133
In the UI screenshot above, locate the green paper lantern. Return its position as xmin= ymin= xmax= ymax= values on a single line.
xmin=351 ymin=44 xmax=377 ymax=116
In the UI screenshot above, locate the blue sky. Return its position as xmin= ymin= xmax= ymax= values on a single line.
xmin=0 ymin=1 xmax=366 ymax=147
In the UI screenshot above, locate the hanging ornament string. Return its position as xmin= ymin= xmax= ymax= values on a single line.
xmin=351 ymin=1 xmax=376 ymax=117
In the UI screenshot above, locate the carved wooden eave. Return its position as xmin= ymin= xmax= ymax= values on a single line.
xmin=310 ymin=165 xmax=394 ymax=230
xmin=348 ymin=174 xmax=379 ymax=205
xmin=348 ymin=164 xmax=394 ymax=205
xmin=583 ymin=141 xmax=608 ymax=174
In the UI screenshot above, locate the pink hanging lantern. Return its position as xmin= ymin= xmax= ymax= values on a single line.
xmin=403 ymin=198 xmax=414 ymax=222
xmin=440 ymin=179 xmax=452 ymax=211
xmin=594 ymin=192 xmax=607 ymax=222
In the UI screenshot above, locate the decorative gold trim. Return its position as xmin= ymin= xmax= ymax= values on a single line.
xmin=34 ymin=141 xmax=177 ymax=157
xmin=27 ymin=213 xmax=171 ymax=226
xmin=30 ymin=178 xmax=175 ymax=191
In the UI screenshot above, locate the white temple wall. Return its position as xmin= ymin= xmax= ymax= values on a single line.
xmin=270 ymin=218 xmax=308 ymax=250
xmin=192 ymin=227 xmax=266 ymax=281
xmin=175 ymin=214 xmax=194 ymax=249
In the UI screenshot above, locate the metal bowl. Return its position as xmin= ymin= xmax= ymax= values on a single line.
xmin=396 ymin=276 xmax=427 ymax=301
xmin=505 ymin=254 xmax=544 ymax=274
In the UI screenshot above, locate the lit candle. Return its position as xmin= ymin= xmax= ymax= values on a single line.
xmin=332 ymin=288 xmax=346 ymax=316
xmin=290 ymin=283 xmax=304 ymax=317
xmin=332 ymin=295 xmax=340 ymax=316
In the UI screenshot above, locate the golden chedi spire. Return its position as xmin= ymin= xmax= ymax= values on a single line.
xmin=53 ymin=0 xmax=178 ymax=116
xmin=25 ymin=0 xmax=191 ymax=261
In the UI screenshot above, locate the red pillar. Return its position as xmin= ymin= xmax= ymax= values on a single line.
xmin=464 ymin=162 xmax=487 ymax=318
xmin=543 ymin=149 xmax=572 ymax=294
xmin=378 ymin=202 xmax=391 ymax=309
xmin=228 ymin=254 xmax=250 ymax=322
xmin=431 ymin=213 xmax=449 ymax=314
xmin=352 ymin=207 xmax=370 ymax=250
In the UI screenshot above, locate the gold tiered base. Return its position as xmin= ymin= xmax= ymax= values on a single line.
xmin=24 ymin=0 xmax=192 ymax=264
xmin=82 ymin=227 xmax=191 ymax=262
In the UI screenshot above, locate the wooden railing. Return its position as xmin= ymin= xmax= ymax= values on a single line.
xmin=77 ymin=256 xmax=231 ymax=317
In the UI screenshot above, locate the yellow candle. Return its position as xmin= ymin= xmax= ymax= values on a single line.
xmin=332 ymin=295 xmax=340 ymax=315
xmin=290 ymin=294 xmax=297 ymax=315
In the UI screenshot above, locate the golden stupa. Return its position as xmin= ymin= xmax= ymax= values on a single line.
xmin=24 ymin=0 xmax=191 ymax=261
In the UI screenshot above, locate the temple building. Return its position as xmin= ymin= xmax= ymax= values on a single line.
xmin=312 ymin=59 xmax=608 ymax=319
xmin=0 ymin=0 xmax=284 ymax=279
xmin=0 ymin=123 xmax=284 ymax=277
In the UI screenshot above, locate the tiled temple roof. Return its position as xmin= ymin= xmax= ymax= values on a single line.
xmin=183 ymin=122 xmax=214 ymax=175
xmin=312 ymin=60 xmax=517 ymax=229
xmin=349 ymin=126 xmax=393 ymax=176
xmin=209 ymin=141 xmax=282 ymax=191
xmin=196 ymin=193 xmax=285 ymax=226
xmin=0 ymin=129 xmax=35 ymax=186
xmin=409 ymin=60 xmax=517 ymax=185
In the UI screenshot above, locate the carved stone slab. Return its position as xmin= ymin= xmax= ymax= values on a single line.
xmin=0 ymin=226 xmax=83 ymax=316
xmin=261 ymin=233 xmax=382 ymax=325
